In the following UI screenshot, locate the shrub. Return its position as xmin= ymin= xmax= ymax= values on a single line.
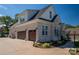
xmin=49 ymin=42 xmax=53 ymax=45
xmin=76 ymin=48 xmax=79 ymax=52
xmin=69 ymin=48 xmax=79 ymax=55
xmin=42 ymin=43 xmax=51 ymax=48
xmin=33 ymin=42 xmax=51 ymax=48
xmin=54 ymin=39 xmax=67 ymax=46
xmin=69 ymin=48 xmax=76 ymax=55
xmin=57 ymin=41 xmax=63 ymax=44
xmin=75 ymin=41 xmax=79 ymax=48
xmin=33 ymin=42 xmax=42 ymax=47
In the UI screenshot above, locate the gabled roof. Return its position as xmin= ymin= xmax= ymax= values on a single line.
xmin=19 ymin=5 xmax=53 ymax=20
xmin=28 ymin=5 xmax=56 ymax=21
xmin=17 ymin=5 xmax=58 ymax=23
xmin=28 ymin=10 xmax=39 ymax=21
xmin=38 ymin=14 xmax=58 ymax=22
xmin=22 ymin=9 xmax=39 ymax=14
xmin=35 ymin=5 xmax=52 ymax=19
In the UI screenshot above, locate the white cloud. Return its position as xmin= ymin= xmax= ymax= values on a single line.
xmin=0 ymin=5 xmax=8 ymax=10
xmin=0 ymin=14 xmax=3 ymax=17
xmin=0 ymin=14 xmax=3 ymax=16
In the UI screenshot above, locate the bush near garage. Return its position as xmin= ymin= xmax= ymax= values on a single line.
xmin=41 ymin=43 xmax=51 ymax=48
xmin=69 ymin=48 xmax=77 ymax=55
xmin=33 ymin=39 xmax=68 ymax=48
xmin=69 ymin=41 xmax=79 ymax=55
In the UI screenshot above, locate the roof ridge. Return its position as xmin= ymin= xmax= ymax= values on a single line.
xmin=21 ymin=9 xmax=39 ymax=13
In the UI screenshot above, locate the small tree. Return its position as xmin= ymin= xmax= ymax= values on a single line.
xmin=0 ymin=16 xmax=17 ymax=37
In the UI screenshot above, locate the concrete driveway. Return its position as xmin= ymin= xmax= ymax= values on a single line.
xmin=0 ymin=38 xmax=70 ymax=55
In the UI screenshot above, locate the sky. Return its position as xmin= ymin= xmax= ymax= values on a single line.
xmin=0 ymin=4 xmax=79 ymax=26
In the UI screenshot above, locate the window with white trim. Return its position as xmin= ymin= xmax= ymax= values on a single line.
xmin=42 ymin=26 xmax=48 ymax=35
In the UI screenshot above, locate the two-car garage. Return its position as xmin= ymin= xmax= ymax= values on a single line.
xmin=17 ymin=30 xmax=36 ymax=41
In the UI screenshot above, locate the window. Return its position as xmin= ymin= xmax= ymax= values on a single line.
xmin=49 ymin=11 xmax=52 ymax=19
xmin=54 ymin=28 xmax=59 ymax=36
xmin=42 ymin=26 xmax=48 ymax=35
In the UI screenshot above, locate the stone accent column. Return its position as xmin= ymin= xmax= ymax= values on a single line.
xmin=35 ymin=27 xmax=39 ymax=42
xmin=15 ymin=31 xmax=17 ymax=39
xmin=25 ymin=30 xmax=29 ymax=41
xmin=35 ymin=22 xmax=39 ymax=42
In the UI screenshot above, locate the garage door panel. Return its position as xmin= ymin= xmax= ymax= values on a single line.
xmin=17 ymin=31 xmax=26 ymax=40
xmin=29 ymin=30 xmax=36 ymax=41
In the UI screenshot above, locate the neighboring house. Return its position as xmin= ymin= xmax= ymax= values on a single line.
xmin=66 ymin=28 xmax=79 ymax=41
xmin=9 ymin=5 xmax=65 ymax=42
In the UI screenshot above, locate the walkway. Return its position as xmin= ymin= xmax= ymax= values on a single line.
xmin=60 ymin=41 xmax=74 ymax=48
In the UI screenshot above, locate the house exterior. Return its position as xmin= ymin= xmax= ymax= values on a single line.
xmin=9 ymin=5 xmax=65 ymax=42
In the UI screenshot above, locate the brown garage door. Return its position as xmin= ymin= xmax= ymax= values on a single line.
xmin=17 ymin=31 xmax=26 ymax=40
xmin=29 ymin=30 xmax=36 ymax=41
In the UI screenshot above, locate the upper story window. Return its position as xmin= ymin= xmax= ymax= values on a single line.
xmin=42 ymin=26 xmax=48 ymax=35
xmin=49 ymin=11 xmax=52 ymax=19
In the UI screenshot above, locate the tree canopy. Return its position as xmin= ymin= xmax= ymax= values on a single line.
xmin=0 ymin=16 xmax=17 ymax=37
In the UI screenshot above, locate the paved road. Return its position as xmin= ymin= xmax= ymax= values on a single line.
xmin=0 ymin=38 xmax=70 ymax=55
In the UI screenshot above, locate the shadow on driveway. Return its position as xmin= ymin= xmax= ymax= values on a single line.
xmin=59 ymin=41 xmax=74 ymax=48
